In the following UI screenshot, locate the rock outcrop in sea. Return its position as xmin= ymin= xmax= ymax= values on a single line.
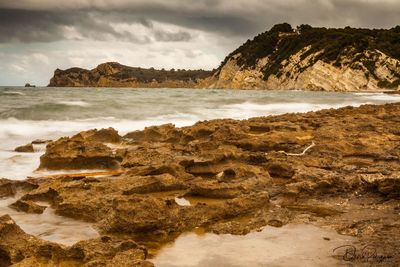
xmin=1 ymin=103 xmax=400 ymax=265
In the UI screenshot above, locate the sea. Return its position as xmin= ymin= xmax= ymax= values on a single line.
xmin=1 ymin=86 xmax=400 ymax=180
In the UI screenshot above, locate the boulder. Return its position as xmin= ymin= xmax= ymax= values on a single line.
xmin=73 ymin=127 xmax=122 ymax=143
xmin=9 ymin=200 xmax=47 ymax=214
xmin=14 ymin=143 xmax=34 ymax=153
xmin=39 ymin=137 xmax=121 ymax=170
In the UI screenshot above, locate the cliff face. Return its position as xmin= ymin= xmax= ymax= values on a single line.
xmin=207 ymin=47 xmax=400 ymax=91
xmin=49 ymin=24 xmax=400 ymax=91
xmin=207 ymin=24 xmax=400 ymax=91
xmin=48 ymin=62 xmax=212 ymax=88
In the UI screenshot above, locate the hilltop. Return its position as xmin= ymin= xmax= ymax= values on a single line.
xmin=48 ymin=62 xmax=212 ymax=88
xmin=208 ymin=23 xmax=400 ymax=91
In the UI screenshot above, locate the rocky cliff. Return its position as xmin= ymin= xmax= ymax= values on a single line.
xmin=49 ymin=24 xmax=400 ymax=91
xmin=208 ymin=23 xmax=400 ymax=91
xmin=48 ymin=62 xmax=212 ymax=88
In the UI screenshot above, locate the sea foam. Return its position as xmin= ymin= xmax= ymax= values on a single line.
xmin=57 ymin=100 xmax=92 ymax=107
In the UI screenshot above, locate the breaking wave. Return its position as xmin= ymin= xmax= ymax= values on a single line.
xmin=1 ymin=91 xmax=26 ymax=96
xmin=57 ymin=100 xmax=91 ymax=107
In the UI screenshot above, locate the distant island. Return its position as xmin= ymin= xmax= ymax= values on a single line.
xmin=49 ymin=23 xmax=400 ymax=91
xmin=24 ymin=83 xmax=36 ymax=87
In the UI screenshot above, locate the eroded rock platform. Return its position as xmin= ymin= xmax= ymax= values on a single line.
xmin=1 ymin=103 xmax=400 ymax=266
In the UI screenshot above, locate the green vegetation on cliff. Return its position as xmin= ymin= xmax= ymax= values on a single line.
xmin=50 ymin=62 xmax=213 ymax=87
xmin=219 ymin=23 xmax=400 ymax=84
xmin=101 ymin=63 xmax=212 ymax=83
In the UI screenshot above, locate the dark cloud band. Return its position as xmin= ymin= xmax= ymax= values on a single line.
xmin=0 ymin=8 xmax=192 ymax=43
xmin=0 ymin=0 xmax=399 ymax=44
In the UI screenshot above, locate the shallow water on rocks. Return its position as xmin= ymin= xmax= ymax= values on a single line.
xmin=151 ymin=223 xmax=356 ymax=267
xmin=0 ymin=197 xmax=99 ymax=246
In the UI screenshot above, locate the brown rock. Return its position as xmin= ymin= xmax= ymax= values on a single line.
xmin=39 ymin=137 xmax=121 ymax=170
xmin=0 ymin=179 xmax=38 ymax=198
xmin=124 ymin=123 xmax=181 ymax=143
xmin=266 ymin=161 xmax=295 ymax=178
xmin=0 ymin=215 xmax=153 ymax=266
xmin=6 ymin=103 xmax=400 ymax=264
xmin=0 ymin=180 xmax=15 ymax=198
xmin=48 ymin=62 xmax=211 ymax=88
xmin=14 ymin=143 xmax=34 ymax=153
xmin=0 ymin=214 xmax=63 ymax=266
xmin=9 ymin=199 xmax=47 ymax=214
xmin=73 ymin=127 xmax=122 ymax=143
xmin=122 ymin=174 xmax=188 ymax=195
xmin=31 ymin=139 xmax=52 ymax=144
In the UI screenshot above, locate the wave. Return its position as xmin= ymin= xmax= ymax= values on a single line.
xmin=352 ymin=92 xmax=400 ymax=101
xmin=1 ymin=91 xmax=26 ymax=96
xmin=218 ymin=101 xmax=357 ymax=119
xmin=0 ymin=150 xmax=41 ymax=180
xmin=57 ymin=100 xmax=91 ymax=107
xmin=150 ymin=112 xmax=201 ymax=123
xmin=353 ymin=92 xmax=378 ymax=96
xmin=0 ymin=101 xmax=94 ymax=120
xmin=0 ymin=117 xmax=196 ymax=144
xmin=361 ymin=94 xmax=400 ymax=101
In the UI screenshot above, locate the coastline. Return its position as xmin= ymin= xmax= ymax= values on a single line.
xmin=1 ymin=5 xmax=399 ymax=266
xmin=1 ymin=102 xmax=400 ymax=265
xmin=44 ymin=85 xmax=400 ymax=94
xmin=3 ymin=85 xmax=399 ymax=94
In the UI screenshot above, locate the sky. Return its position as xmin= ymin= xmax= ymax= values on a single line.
xmin=0 ymin=0 xmax=399 ymax=86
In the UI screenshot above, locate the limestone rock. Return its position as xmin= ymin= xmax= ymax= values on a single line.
xmin=9 ymin=199 xmax=47 ymax=214
xmin=48 ymin=62 xmax=211 ymax=88
xmin=0 ymin=179 xmax=38 ymax=198
xmin=73 ymin=127 xmax=122 ymax=143
xmin=39 ymin=137 xmax=122 ymax=170
xmin=14 ymin=143 xmax=34 ymax=153
xmin=5 ymin=102 xmax=400 ymax=264
xmin=0 ymin=215 xmax=153 ymax=266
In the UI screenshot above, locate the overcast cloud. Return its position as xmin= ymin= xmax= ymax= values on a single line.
xmin=0 ymin=0 xmax=399 ymax=85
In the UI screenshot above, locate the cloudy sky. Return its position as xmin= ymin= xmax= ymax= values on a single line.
xmin=0 ymin=0 xmax=399 ymax=86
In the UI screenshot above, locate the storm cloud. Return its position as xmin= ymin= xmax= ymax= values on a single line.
xmin=0 ymin=9 xmax=190 ymax=43
xmin=1 ymin=0 xmax=399 ymax=43
xmin=0 ymin=0 xmax=399 ymax=85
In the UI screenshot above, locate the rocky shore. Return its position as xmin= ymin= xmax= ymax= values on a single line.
xmin=1 ymin=103 xmax=400 ymax=266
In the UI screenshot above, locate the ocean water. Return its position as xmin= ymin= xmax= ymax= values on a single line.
xmin=1 ymin=86 xmax=400 ymax=180
xmin=0 ymin=196 xmax=99 ymax=245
